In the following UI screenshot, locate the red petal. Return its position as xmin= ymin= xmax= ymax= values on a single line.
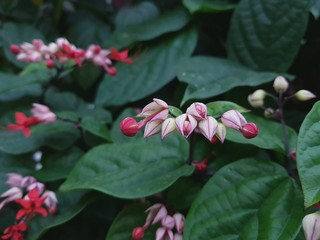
xmin=35 ymin=207 xmax=48 ymax=217
xmin=22 ymin=128 xmax=31 ymax=137
xmin=28 ymin=188 xmax=40 ymax=199
xmin=15 ymin=112 xmax=27 ymax=125
xmin=7 ymin=124 xmax=24 ymax=131
xmin=16 ymin=199 xmax=32 ymax=209
xmin=16 ymin=209 xmax=28 ymax=220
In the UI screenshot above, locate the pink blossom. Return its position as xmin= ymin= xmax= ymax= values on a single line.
xmin=198 ymin=116 xmax=218 ymax=141
xmin=42 ymin=190 xmax=58 ymax=215
xmin=161 ymin=215 xmax=175 ymax=230
xmin=173 ymin=213 xmax=185 ymax=234
xmin=221 ymin=110 xmax=247 ymax=131
xmin=240 ymin=122 xmax=259 ymax=139
xmin=138 ymin=98 xmax=169 ymax=122
xmin=145 ymin=204 xmax=167 ymax=226
xmin=132 ymin=227 xmax=144 ymax=240
xmin=186 ymin=102 xmax=207 ymax=120
xmin=120 ymin=117 xmax=142 ymax=137
xmin=156 ymin=227 xmax=174 ymax=240
xmin=5 ymin=173 xmax=24 ymax=187
xmin=31 ymin=103 xmax=56 ymax=123
xmin=161 ymin=118 xmax=176 ymax=139
xmin=144 ymin=120 xmax=162 ymax=138
xmin=175 ymin=114 xmax=197 ymax=138
xmin=0 ymin=187 xmax=23 ymax=210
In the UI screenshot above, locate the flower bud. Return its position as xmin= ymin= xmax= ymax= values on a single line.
xmin=264 ymin=108 xmax=274 ymax=118
xmin=302 ymin=212 xmax=320 ymax=240
xmin=173 ymin=233 xmax=183 ymax=240
xmin=273 ymin=76 xmax=289 ymax=93
xmin=198 ymin=116 xmax=218 ymax=141
xmin=145 ymin=204 xmax=167 ymax=226
xmin=175 ymin=114 xmax=197 ymax=138
xmin=161 ymin=215 xmax=175 ymax=229
xmin=161 ymin=118 xmax=176 ymax=139
xmin=10 ymin=45 xmax=20 ymax=54
xmin=214 ymin=123 xmax=226 ymax=143
xmin=295 ymin=90 xmax=316 ymax=101
xmin=132 ymin=227 xmax=144 ymax=240
xmin=186 ymin=102 xmax=207 ymax=120
xmin=6 ymin=173 xmax=23 ymax=187
xmin=221 ymin=110 xmax=247 ymax=131
xmin=144 ymin=120 xmax=162 ymax=138
xmin=120 ymin=117 xmax=141 ymax=137
xmin=247 ymin=89 xmax=266 ymax=108
xmin=173 ymin=213 xmax=185 ymax=234
xmin=31 ymin=103 xmax=57 ymax=123
xmin=240 ymin=122 xmax=259 ymax=139
xmin=46 ymin=59 xmax=55 ymax=68
xmin=42 ymin=190 xmax=58 ymax=215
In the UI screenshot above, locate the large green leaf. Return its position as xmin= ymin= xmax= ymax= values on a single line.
xmin=80 ymin=116 xmax=112 ymax=141
xmin=107 ymin=8 xmax=190 ymax=49
xmin=60 ymin=133 xmax=194 ymax=198
xmin=207 ymin=101 xmax=249 ymax=118
xmin=183 ymin=0 xmax=235 ymax=13
xmin=297 ymin=101 xmax=320 ymax=207
xmin=226 ymin=113 xmax=297 ymax=154
xmin=184 ymin=158 xmax=304 ymax=240
xmin=177 ymin=56 xmax=278 ymax=104
xmin=226 ymin=0 xmax=310 ymax=72
xmin=0 ymin=121 xmax=79 ymax=154
xmin=96 ymin=27 xmax=197 ymax=107
xmin=106 ymin=203 xmax=155 ymax=240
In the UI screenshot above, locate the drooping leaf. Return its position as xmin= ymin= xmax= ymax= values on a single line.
xmin=60 ymin=133 xmax=194 ymax=198
xmin=226 ymin=0 xmax=310 ymax=72
xmin=184 ymin=158 xmax=304 ymax=240
xmin=107 ymin=8 xmax=190 ymax=49
xmin=297 ymin=101 xmax=320 ymax=207
xmin=225 ymin=113 xmax=297 ymax=154
xmin=106 ymin=203 xmax=155 ymax=240
xmin=207 ymin=101 xmax=249 ymax=118
xmin=177 ymin=56 xmax=279 ymax=104
xmin=96 ymin=27 xmax=197 ymax=107
xmin=182 ymin=0 xmax=235 ymax=13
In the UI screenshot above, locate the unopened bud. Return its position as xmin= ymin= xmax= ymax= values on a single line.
xmin=132 ymin=227 xmax=144 ymax=240
xmin=46 ymin=59 xmax=55 ymax=68
xmin=302 ymin=212 xmax=320 ymax=240
xmin=10 ymin=45 xmax=20 ymax=54
xmin=120 ymin=117 xmax=141 ymax=137
xmin=295 ymin=90 xmax=316 ymax=101
xmin=264 ymin=108 xmax=274 ymax=118
xmin=240 ymin=122 xmax=259 ymax=139
xmin=248 ymin=89 xmax=266 ymax=108
xmin=273 ymin=76 xmax=289 ymax=93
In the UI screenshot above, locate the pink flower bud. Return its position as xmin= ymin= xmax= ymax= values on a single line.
xmin=10 ymin=45 xmax=20 ymax=54
xmin=6 ymin=173 xmax=24 ymax=187
xmin=46 ymin=59 xmax=55 ymax=68
xmin=138 ymin=99 xmax=169 ymax=122
xmin=145 ymin=204 xmax=167 ymax=225
xmin=302 ymin=212 xmax=320 ymax=240
xmin=221 ymin=110 xmax=247 ymax=131
xmin=161 ymin=215 xmax=175 ymax=229
xmin=144 ymin=120 xmax=162 ymax=138
xmin=161 ymin=118 xmax=176 ymax=139
xmin=173 ymin=213 xmax=185 ymax=234
xmin=31 ymin=103 xmax=57 ymax=123
xmin=214 ymin=123 xmax=226 ymax=143
xmin=173 ymin=233 xmax=183 ymax=240
xmin=27 ymin=182 xmax=45 ymax=195
xmin=175 ymin=114 xmax=197 ymax=138
xmin=42 ymin=190 xmax=58 ymax=214
xmin=295 ymin=90 xmax=316 ymax=101
xmin=20 ymin=176 xmax=37 ymax=188
xmin=120 ymin=117 xmax=141 ymax=137
xmin=156 ymin=227 xmax=173 ymax=240
xmin=132 ymin=227 xmax=144 ymax=240
xmin=240 ymin=122 xmax=259 ymax=139
xmin=198 ymin=116 xmax=218 ymax=141
xmin=0 ymin=187 xmax=23 ymax=210
xmin=273 ymin=76 xmax=289 ymax=93
xmin=186 ymin=102 xmax=207 ymax=120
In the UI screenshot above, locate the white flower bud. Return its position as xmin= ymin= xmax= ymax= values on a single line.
xmin=302 ymin=212 xmax=320 ymax=240
xmin=295 ymin=90 xmax=316 ymax=101
xmin=248 ymin=89 xmax=266 ymax=108
xmin=273 ymin=76 xmax=289 ymax=93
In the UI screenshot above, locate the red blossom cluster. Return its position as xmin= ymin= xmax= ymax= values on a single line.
xmin=132 ymin=204 xmax=184 ymax=240
xmin=10 ymin=38 xmax=132 ymax=75
xmin=6 ymin=103 xmax=56 ymax=137
xmin=0 ymin=173 xmax=58 ymax=240
xmin=120 ymin=99 xmax=259 ymax=142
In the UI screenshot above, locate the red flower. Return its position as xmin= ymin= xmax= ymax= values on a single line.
xmin=56 ymin=43 xmax=85 ymax=66
xmin=15 ymin=188 xmax=48 ymax=220
xmin=109 ymin=48 xmax=133 ymax=64
xmin=1 ymin=222 xmax=27 ymax=240
xmin=192 ymin=158 xmax=208 ymax=171
xmin=7 ymin=112 xmax=40 ymax=137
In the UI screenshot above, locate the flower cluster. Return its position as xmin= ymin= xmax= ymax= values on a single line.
xmin=248 ymin=76 xmax=316 ymax=113
xmin=0 ymin=173 xmax=58 ymax=240
xmin=132 ymin=204 xmax=184 ymax=240
xmin=6 ymin=103 xmax=56 ymax=137
xmin=10 ymin=38 xmax=132 ymax=75
xmin=120 ymin=99 xmax=259 ymax=142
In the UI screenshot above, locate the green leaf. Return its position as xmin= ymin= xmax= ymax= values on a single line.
xmin=168 ymin=105 xmax=183 ymax=117
xmin=207 ymin=101 xmax=249 ymax=118
xmin=311 ymin=0 xmax=320 ymax=19
xmin=71 ymin=63 xmax=100 ymax=90
xmin=60 ymin=133 xmax=194 ymax=198
xmin=0 ymin=121 xmax=79 ymax=154
xmin=107 ymin=8 xmax=190 ymax=49
xmin=184 ymin=158 xmax=304 ymax=240
xmin=80 ymin=116 xmax=112 ymax=141
xmin=177 ymin=57 xmax=279 ymax=105
xmin=297 ymin=101 xmax=320 ymax=207
xmin=0 ymin=0 xmax=18 ymax=15
xmin=1 ymin=22 xmax=45 ymax=68
xmin=183 ymin=0 xmax=235 ymax=13
xmin=96 ymin=27 xmax=197 ymax=107
xmin=106 ymin=203 xmax=155 ymax=240
xmin=115 ymin=2 xmax=160 ymax=29
xmin=226 ymin=113 xmax=297 ymax=154
xmin=226 ymin=0 xmax=310 ymax=72
xmin=27 ymin=191 xmax=90 ymax=240
xmin=34 ymin=147 xmax=84 ymax=182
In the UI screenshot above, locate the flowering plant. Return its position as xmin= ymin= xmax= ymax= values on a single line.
xmin=0 ymin=0 xmax=320 ymax=240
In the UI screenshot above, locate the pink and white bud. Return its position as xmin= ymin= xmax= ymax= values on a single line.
xmin=161 ymin=118 xmax=176 ymax=139
xmin=16 ymin=52 xmax=28 ymax=61
xmin=186 ymin=102 xmax=207 ymax=120
xmin=138 ymin=98 xmax=169 ymax=122
xmin=161 ymin=215 xmax=175 ymax=230
xmin=31 ymin=103 xmax=57 ymax=123
xmin=214 ymin=123 xmax=226 ymax=143
xmin=45 ymin=59 xmax=55 ymax=68
xmin=295 ymin=90 xmax=316 ymax=101
xmin=48 ymin=42 xmax=59 ymax=54
xmin=20 ymin=176 xmax=37 ymax=188
xmin=240 ymin=122 xmax=259 ymax=139
xmin=0 ymin=187 xmax=23 ymax=210
xmin=302 ymin=212 xmax=320 ymax=240
xmin=28 ymin=51 xmax=42 ymax=62
xmin=27 ymin=182 xmax=45 ymax=195
xmin=6 ymin=173 xmax=24 ymax=187
xmin=175 ymin=114 xmax=197 ymax=138
xmin=198 ymin=116 xmax=218 ymax=141
xmin=273 ymin=76 xmax=289 ymax=93
xmin=144 ymin=120 xmax=162 ymax=138
xmin=221 ymin=110 xmax=247 ymax=131
xmin=132 ymin=227 xmax=144 ymax=240
xmin=145 ymin=204 xmax=167 ymax=225
xmin=173 ymin=213 xmax=185 ymax=234
xmin=10 ymin=45 xmax=20 ymax=54
xmin=43 ymin=190 xmax=58 ymax=214
xmin=173 ymin=233 xmax=183 ymax=240
xmin=248 ymin=89 xmax=266 ymax=108
xmin=156 ymin=227 xmax=174 ymax=240
xmin=120 ymin=117 xmax=141 ymax=137
xmin=32 ymin=39 xmax=44 ymax=49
